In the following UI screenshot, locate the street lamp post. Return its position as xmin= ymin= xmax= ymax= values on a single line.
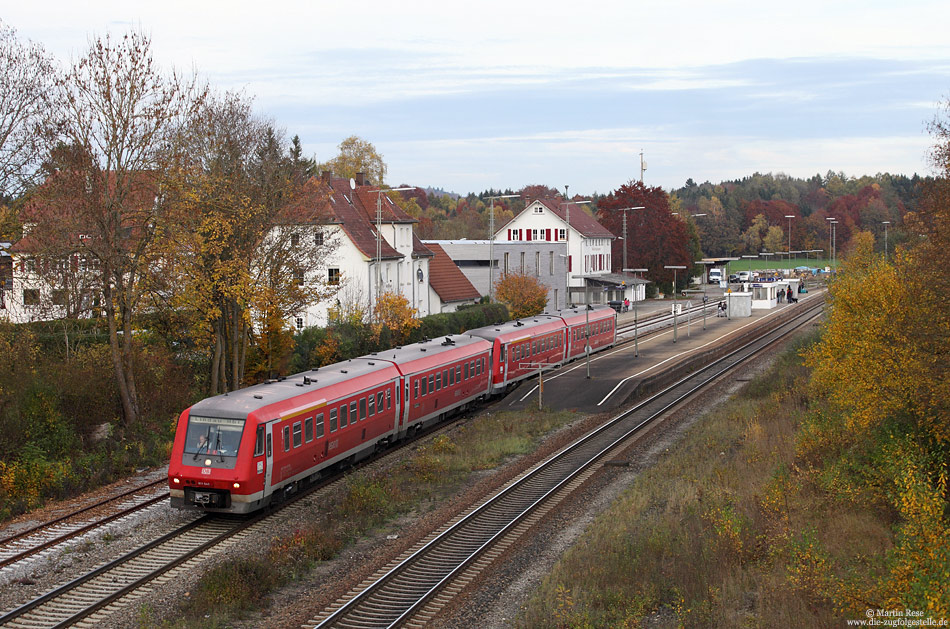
xmin=487 ymin=193 xmax=521 ymax=301
xmin=665 ymin=265 xmax=686 ymax=343
xmin=785 ymin=214 xmax=795 ymax=271
xmin=825 ymin=217 xmax=835 ymax=272
xmin=625 ymin=267 xmax=648 ymax=356
xmin=612 ymin=206 xmax=645 ymax=273
xmin=882 ymin=221 xmax=891 ymax=261
xmin=561 ymin=186 xmax=590 ymax=307
xmin=374 ymin=185 xmax=416 ymax=313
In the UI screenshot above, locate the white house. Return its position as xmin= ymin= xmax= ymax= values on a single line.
xmin=289 ymin=175 xmax=434 ymax=329
xmin=494 ymin=199 xmax=616 ymax=306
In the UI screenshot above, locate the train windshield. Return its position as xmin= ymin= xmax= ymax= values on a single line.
xmin=185 ymin=416 xmax=246 ymax=460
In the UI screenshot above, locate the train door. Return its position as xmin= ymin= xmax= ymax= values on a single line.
xmin=264 ymin=419 xmax=280 ymax=496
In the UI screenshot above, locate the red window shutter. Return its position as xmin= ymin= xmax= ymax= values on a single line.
xmin=546 ymin=229 xmax=551 ymax=241
xmin=507 ymin=229 xmax=511 ymax=240
xmin=568 ymin=255 xmax=572 ymax=272
xmin=519 ymin=229 xmax=523 ymax=240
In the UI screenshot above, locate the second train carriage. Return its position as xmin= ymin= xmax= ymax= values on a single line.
xmin=359 ymin=334 xmax=493 ymax=434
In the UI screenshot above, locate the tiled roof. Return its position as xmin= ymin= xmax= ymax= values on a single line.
xmin=425 ymin=242 xmax=482 ymax=304
xmin=411 ymin=233 xmax=434 ymax=259
xmin=536 ymin=199 xmax=616 ymax=239
xmin=322 ymin=178 xmax=403 ymax=261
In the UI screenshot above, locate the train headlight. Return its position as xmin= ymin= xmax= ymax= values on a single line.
xmin=172 ymin=477 xmax=180 ymax=484
xmin=204 ymin=459 xmax=212 ymax=467
xmin=233 ymin=482 xmax=241 ymax=489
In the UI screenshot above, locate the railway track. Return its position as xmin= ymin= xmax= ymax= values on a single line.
xmin=0 ymin=480 xmax=169 ymax=573
xmin=308 ymin=297 xmax=824 ymax=628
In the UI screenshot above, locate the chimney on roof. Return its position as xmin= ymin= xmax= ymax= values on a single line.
xmin=320 ymin=170 xmax=331 ymax=182
xmin=355 ymin=172 xmax=366 ymax=186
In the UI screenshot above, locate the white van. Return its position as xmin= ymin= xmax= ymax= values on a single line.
xmin=708 ymin=268 xmax=723 ymax=284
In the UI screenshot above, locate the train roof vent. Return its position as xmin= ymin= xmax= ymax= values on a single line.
xmin=441 ymin=337 xmax=455 ymax=346
xmin=296 ymin=383 xmax=303 ymax=387
xmin=514 ymin=321 xmax=524 ymax=327
xmin=311 ymin=367 xmax=319 ymax=372
xmin=420 ymin=348 xmax=427 ymax=352
xmin=341 ymin=369 xmax=348 ymax=373
xmin=367 ymin=361 xmax=375 ymax=365
xmin=253 ymin=394 xmax=263 ymax=399
xmin=303 ymin=376 xmax=313 ymax=385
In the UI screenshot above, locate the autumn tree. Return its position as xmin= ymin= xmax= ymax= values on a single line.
xmin=317 ymin=135 xmax=387 ymax=184
xmin=0 ymin=21 xmax=57 ymax=201
xmin=494 ymin=272 xmax=548 ymax=319
xmin=597 ymin=181 xmax=691 ymax=292
xmin=167 ymin=91 xmax=335 ymax=392
xmin=373 ymin=291 xmax=420 ymax=346
xmin=27 ymin=32 xmax=203 ymax=426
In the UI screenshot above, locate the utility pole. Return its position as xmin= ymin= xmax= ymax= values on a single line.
xmin=639 ymin=149 xmax=647 ymax=183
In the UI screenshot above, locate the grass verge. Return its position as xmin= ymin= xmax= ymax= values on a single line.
xmin=516 ymin=332 xmax=899 ymax=627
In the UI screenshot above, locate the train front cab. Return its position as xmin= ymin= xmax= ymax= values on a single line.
xmin=169 ymin=408 xmax=266 ymax=514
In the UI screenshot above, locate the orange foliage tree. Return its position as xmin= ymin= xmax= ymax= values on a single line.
xmin=494 ymin=272 xmax=548 ymax=319
xmin=373 ymin=291 xmax=420 ymax=347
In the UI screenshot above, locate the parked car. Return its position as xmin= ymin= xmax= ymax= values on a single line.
xmin=728 ymin=273 xmax=739 ymax=283
xmin=737 ymin=271 xmax=752 ymax=282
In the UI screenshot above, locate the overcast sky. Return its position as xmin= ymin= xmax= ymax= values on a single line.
xmin=6 ymin=1 xmax=950 ymax=196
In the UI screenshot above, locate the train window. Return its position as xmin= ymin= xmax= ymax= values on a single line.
xmin=368 ymin=393 xmax=375 ymax=416
xmin=414 ymin=380 xmax=419 ymax=399
xmin=449 ymin=367 xmax=455 ymax=386
xmin=266 ymin=433 xmax=272 ymax=457
xmin=435 ymin=371 xmax=441 ymax=390
xmin=254 ymin=425 xmax=265 ymax=456
xmin=283 ymin=426 xmax=290 ymax=452
xmin=477 ymin=358 xmax=483 ymax=375
xmin=349 ymin=401 xmax=357 ymax=423
xmin=456 ymin=365 xmax=461 ymax=382
xmin=330 ymin=410 xmax=338 ymax=433
xmin=533 ymin=340 xmax=538 ymax=354
xmin=378 ymin=391 xmax=386 ymax=410
xmin=463 ymin=362 xmax=469 ymax=380
xmin=305 ymin=417 xmax=313 ymax=442
xmin=429 ymin=374 xmax=434 ymax=392
xmin=385 ymin=390 xmax=391 ymax=409
xmin=293 ymin=422 xmax=302 ymax=448
xmin=338 ymin=405 xmax=346 ymax=428
xmin=317 ymin=413 xmax=325 ymax=438
xmin=420 ymin=377 xmax=427 ymax=396
xmin=359 ymin=397 xmax=366 ymax=420
xmin=443 ymin=369 xmax=448 ymax=387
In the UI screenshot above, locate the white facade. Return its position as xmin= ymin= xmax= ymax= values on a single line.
xmin=495 ymin=200 xmax=614 ymax=306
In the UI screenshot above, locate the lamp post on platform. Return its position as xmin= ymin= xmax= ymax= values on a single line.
xmin=665 ymin=265 xmax=686 ymax=343
xmin=785 ymin=214 xmax=795 ymax=271
xmin=486 ymin=193 xmax=521 ymax=301
xmin=373 ymin=185 xmax=415 ymax=315
xmin=625 ymin=267 xmax=648 ymax=356
xmin=561 ymin=186 xmax=590 ymax=306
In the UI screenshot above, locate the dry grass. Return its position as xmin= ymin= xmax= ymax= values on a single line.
xmin=517 ymin=336 xmax=894 ymax=628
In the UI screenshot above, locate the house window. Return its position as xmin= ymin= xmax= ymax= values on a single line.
xmin=291 ymin=233 xmax=300 ymax=247
xmin=558 ymin=229 xmax=566 ymax=241
xmin=295 ymin=317 xmax=304 ymax=330
xmin=314 ymin=231 xmax=324 ymax=246
xmin=23 ymin=289 xmax=40 ymax=306
xmin=328 ymin=268 xmax=340 ymax=285
xmin=294 ymin=268 xmax=304 ymax=285
xmin=52 ymin=290 xmax=67 ymax=306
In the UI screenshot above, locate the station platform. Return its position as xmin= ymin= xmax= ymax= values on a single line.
xmin=505 ymin=284 xmax=824 ymax=413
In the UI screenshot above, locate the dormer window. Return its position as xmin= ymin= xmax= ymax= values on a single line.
xmin=533 ymin=206 xmax=543 ymax=214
